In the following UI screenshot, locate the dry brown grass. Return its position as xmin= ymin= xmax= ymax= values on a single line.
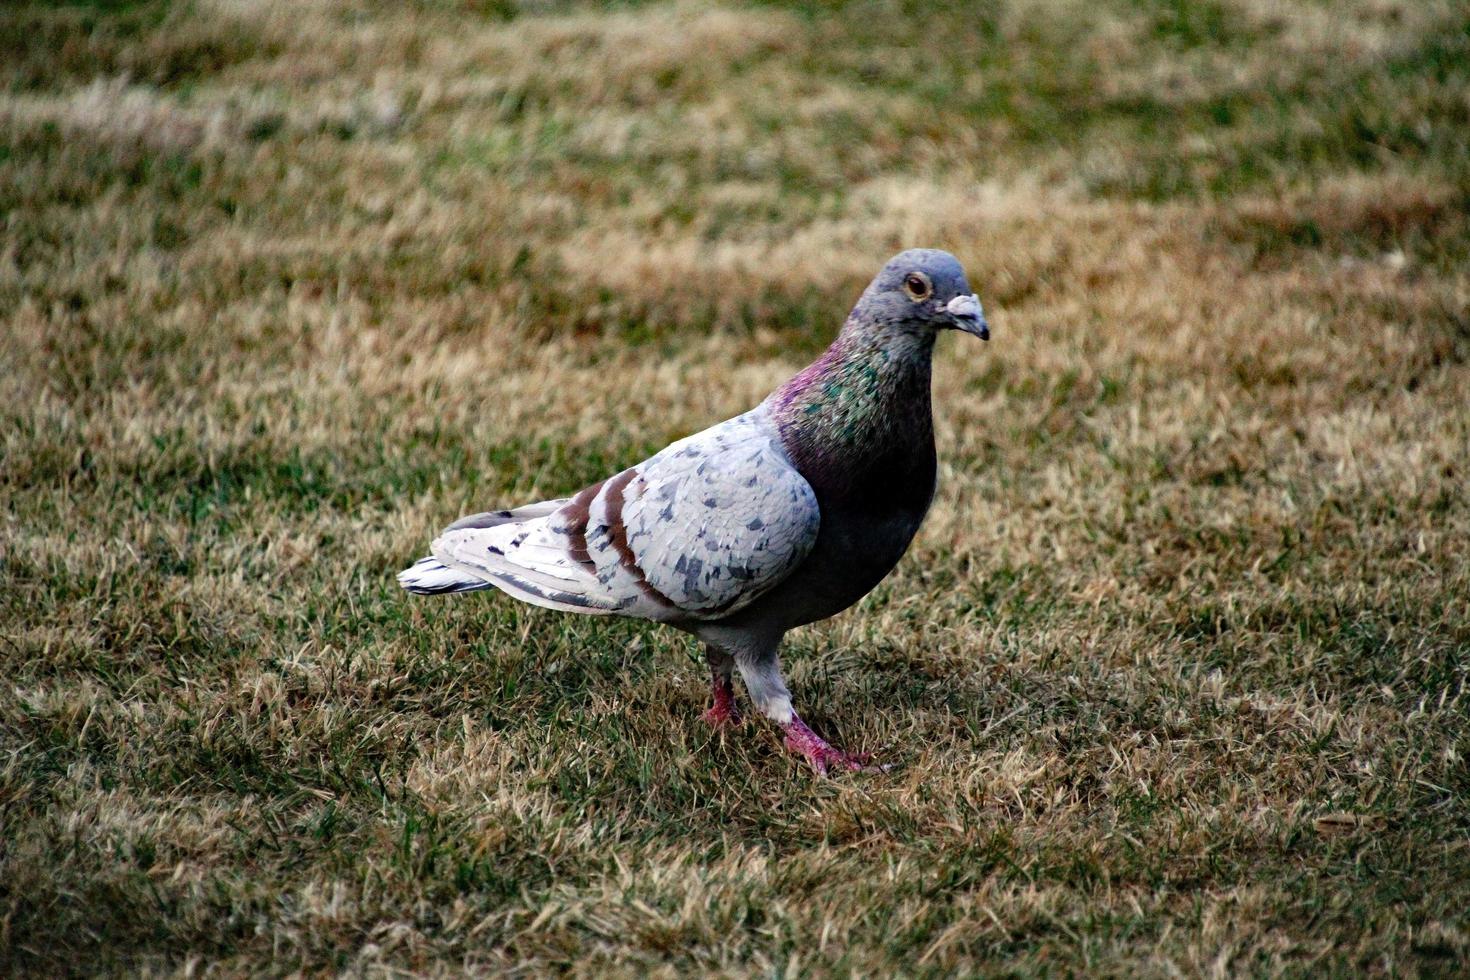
xmin=3 ymin=0 xmax=1469 ymax=975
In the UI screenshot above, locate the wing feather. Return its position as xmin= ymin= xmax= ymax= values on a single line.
xmin=428 ymin=408 xmax=819 ymax=621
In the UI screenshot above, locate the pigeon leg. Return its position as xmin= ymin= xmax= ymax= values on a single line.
xmin=735 ymin=647 xmax=872 ymax=774
xmin=701 ymin=645 xmax=741 ymax=728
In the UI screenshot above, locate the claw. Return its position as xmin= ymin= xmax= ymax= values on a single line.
xmin=701 ymin=701 xmax=742 ymax=729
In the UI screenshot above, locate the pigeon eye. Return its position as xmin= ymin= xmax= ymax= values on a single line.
xmin=902 ymin=272 xmax=932 ymax=301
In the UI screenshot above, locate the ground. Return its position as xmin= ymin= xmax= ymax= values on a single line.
xmin=2 ymin=0 xmax=1469 ymax=975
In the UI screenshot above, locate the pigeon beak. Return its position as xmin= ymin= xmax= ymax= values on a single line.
xmin=945 ymin=293 xmax=989 ymax=341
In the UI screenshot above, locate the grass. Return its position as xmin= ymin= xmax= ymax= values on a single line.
xmin=2 ymin=0 xmax=1468 ymax=974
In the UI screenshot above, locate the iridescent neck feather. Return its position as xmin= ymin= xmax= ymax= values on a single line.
xmin=767 ymin=315 xmax=937 ymax=496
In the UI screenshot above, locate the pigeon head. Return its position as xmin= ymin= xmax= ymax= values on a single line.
xmin=852 ymin=248 xmax=989 ymax=342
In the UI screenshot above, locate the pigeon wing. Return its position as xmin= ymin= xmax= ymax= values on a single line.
xmin=430 ymin=409 xmax=819 ymax=621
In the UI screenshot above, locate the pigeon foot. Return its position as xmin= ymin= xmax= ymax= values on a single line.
xmin=781 ymin=714 xmax=872 ymax=774
xmin=701 ymin=675 xmax=742 ymax=729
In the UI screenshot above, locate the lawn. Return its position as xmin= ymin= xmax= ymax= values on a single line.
xmin=2 ymin=0 xmax=1469 ymax=974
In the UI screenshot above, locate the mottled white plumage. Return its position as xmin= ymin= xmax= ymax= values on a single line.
xmin=403 ymin=406 xmax=820 ymax=623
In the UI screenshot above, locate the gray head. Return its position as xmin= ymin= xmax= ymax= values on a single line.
xmin=851 ymin=248 xmax=989 ymax=341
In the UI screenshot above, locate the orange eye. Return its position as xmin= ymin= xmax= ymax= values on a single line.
xmin=902 ymin=272 xmax=933 ymax=301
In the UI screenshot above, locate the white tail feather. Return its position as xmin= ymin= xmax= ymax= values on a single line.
xmin=397 ymin=557 xmax=494 ymax=596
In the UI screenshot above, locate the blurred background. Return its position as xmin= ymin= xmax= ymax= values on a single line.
xmin=3 ymin=0 xmax=1468 ymax=974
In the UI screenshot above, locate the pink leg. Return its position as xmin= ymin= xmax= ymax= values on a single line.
xmin=781 ymin=713 xmax=873 ymax=775
xmin=701 ymin=671 xmax=742 ymax=728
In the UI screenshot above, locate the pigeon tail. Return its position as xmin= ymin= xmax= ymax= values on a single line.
xmin=398 ymin=557 xmax=495 ymax=595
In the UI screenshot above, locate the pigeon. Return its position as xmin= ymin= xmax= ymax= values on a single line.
xmin=400 ymin=249 xmax=989 ymax=773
